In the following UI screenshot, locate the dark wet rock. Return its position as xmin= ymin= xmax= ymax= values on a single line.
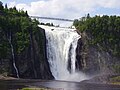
xmin=76 ymin=31 xmax=120 ymax=76
xmin=51 ymin=29 xmax=54 ymax=31
xmin=67 ymin=44 xmax=72 ymax=73
xmin=75 ymin=38 xmax=83 ymax=71
xmin=17 ymin=28 xmax=54 ymax=79
xmin=0 ymin=28 xmax=54 ymax=79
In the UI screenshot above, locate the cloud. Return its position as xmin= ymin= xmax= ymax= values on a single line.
xmin=97 ymin=0 xmax=120 ymax=9
xmin=8 ymin=1 xmax=16 ymax=7
xmin=7 ymin=0 xmax=120 ymax=26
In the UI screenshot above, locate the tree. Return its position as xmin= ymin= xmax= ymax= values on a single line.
xmin=5 ymin=4 xmax=8 ymax=9
xmin=87 ymin=13 xmax=90 ymax=19
xmin=0 ymin=1 xmax=3 ymax=10
xmin=73 ymin=15 xmax=120 ymax=56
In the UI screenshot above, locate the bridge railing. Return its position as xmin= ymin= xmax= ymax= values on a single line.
xmin=30 ymin=16 xmax=74 ymax=22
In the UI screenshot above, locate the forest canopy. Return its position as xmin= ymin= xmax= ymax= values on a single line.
xmin=73 ymin=14 xmax=120 ymax=56
xmin=0 ymin=1 xmax=39 ymax=58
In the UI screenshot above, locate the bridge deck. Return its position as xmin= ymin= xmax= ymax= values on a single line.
xmin=30 ymin=16 xmax=74 ymax=22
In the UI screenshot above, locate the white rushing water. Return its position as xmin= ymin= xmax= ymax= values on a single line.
xmin=9 ymin=35 xmax=19 ymax=78
xmin=39 ymin=25 xmax=88 ymax=81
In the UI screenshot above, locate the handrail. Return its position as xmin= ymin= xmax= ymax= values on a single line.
xmin=30 ymin=16 xmax=74 ymax=22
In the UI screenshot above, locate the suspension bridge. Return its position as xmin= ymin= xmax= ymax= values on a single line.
xmin=30 ymin=16 xmax=74 ymax=22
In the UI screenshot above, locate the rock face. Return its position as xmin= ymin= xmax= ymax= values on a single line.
xmin=17 ymin=28 xmax=54 ymax=79
xmin=75 ymin=38 xmax=83 ymax=71
xmin=76 ymin=31 xmax=120 ymax=76
xmin=0 ymin=28 xmax=54 ymax=79
xmin=0 ymin=27 xmax=119 ymax=79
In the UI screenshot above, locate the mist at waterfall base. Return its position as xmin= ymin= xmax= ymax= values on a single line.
xmin=39 ymin=25 xmax=89 ymax=82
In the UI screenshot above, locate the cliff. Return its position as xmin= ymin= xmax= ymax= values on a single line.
xmin=0 ymin=3 xmax=54 ymax=79
xmin=74 ymin=15 xmax=120 ymax=78
xmin=76 ymin=31 xmax=120 ymax=77
xmin=16 ymin=28 xmax=54 ymax=79
xmin=0 ymin=28 xmax=54 ymax=79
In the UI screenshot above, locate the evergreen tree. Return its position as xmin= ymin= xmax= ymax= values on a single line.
xmin=73 ymin=14 xmax=120 ymax=56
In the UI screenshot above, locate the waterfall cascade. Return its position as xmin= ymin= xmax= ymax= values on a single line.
xmin=39 ymin=25 xmax=88 ymax=81
xmin=8 ymin=34 xmax=19 ymax=78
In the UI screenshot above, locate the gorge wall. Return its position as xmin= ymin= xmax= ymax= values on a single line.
xmin=0 ymin=28 xmax=54 ymax=79
xmin=74 ymin=15 xmax=120 ymax=78
xmin=17 ymin=28 xmax=54 ymax=79
xmin=76 ymin=31 xmax=120 ymax=76
xmin=0 ymin=26 xmax=120 ymax=80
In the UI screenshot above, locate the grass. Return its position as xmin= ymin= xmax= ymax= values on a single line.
xmin=109 ymin=76 xmax=120 ymax=85
xmin=110 ymin=76 xmax=120 ymax=82
xmin=109 ymin=82 xmax=120 ymax=85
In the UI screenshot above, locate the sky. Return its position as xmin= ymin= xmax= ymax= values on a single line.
xmin=1 ymin=0 xmax=120 ymax=26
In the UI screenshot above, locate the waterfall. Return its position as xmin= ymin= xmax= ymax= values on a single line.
xmin=8 ymin=34 xmax=19 ymax=78
xmin=39 ymin=25 xmax=88 ymax=81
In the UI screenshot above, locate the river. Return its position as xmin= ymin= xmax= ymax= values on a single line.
xmin=0 ymin=79 xmax=120 ymax=90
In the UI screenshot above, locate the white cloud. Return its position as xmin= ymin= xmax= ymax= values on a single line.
xmin=97 ymin=0 xmax=120 ymax=9
xmin=8 ymin=1 xmax=16 ymax=7
xmin=7 ymin=0 xmax=120 ymax=26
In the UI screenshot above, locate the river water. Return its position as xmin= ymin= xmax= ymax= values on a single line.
xmin=0 ymin=79 xmax=120 ymax=90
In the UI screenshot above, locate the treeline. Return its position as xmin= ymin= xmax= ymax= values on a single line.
xmin=40 ymin=22 xmax=54 ymax=26
xmin=73 ymin=14 xmax=120 ymax=56
xmin=0 ymin=1 xmax=39 ymax=59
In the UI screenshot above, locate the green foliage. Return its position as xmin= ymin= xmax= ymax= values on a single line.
xmin=40 ymin=22 xmax=54 ymax=26
xmin=0 ymin=2 xmax=39 ymax=58
xmin=0 ymin=1 xmax=3 ymax=10
xmin=112 ymin=65 xmax=120 ymax=73
xmin=110 ymin=76 xmax=120 ymax=82
xmin=73 ymin=14 xmax=120 ymax=56
xmin=109 ymin=76 xmax=120 ymax=85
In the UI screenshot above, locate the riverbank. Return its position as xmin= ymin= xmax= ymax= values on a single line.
xmin=0 ymin=75 xmax=17 ymax=80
